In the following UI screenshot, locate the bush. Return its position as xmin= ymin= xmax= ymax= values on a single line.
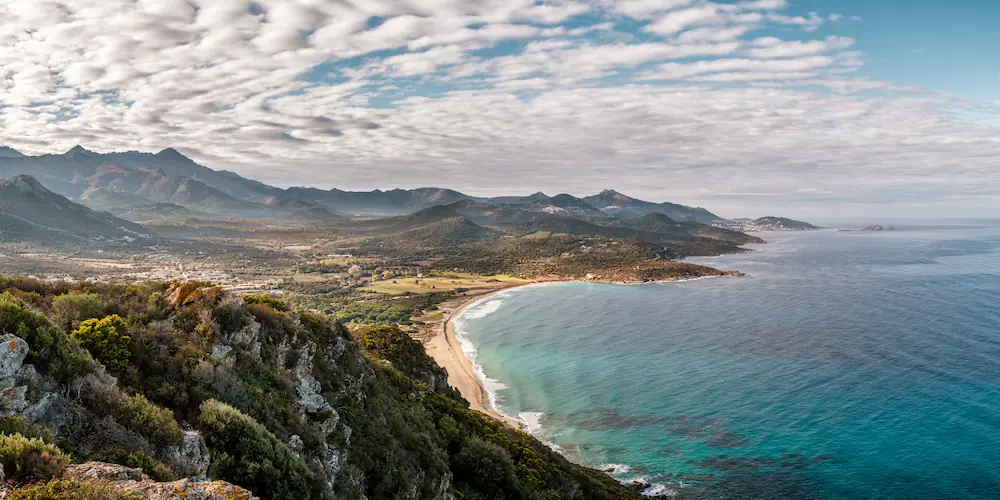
xmin=51 ymin=292 xmax=108 ymax=331
xmin=0 ymin=416 xmax=53 ymax=443
xmin=0 ymin=293 xmax=98 ymax=383
xmin=9 ymin=478 xmax=143 ymax=500
xmin=198 ymin=399 xmax=316 ymax=500
xmin=71 ymin=315 xmax=131 ymax=372
xmin=242 ymin=295 xmax=289 ymax=312
xmin=0 ymin=434 xmax=70 ymax=484
xmin=92 ymin=448 xmax=177 ymax=482
xmin=78 ymin=377 xmax=184 ymax=448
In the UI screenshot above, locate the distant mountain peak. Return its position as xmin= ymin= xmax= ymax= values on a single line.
xmin=155 ymin=147 xmax=194 ymax=162
xmin=64 ymin=145 xmax=94 ymax=157
xmin=0 ymin=146 xmax=25 ymax=158
xmin=3 ymin=174 xmax=50 ymax=195
xmin=598 ymin=189 xmax=631 ymax=200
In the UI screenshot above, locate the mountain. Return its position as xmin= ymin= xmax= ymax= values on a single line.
xmin=0 ymin=145 xmax=738 ymax=225
xmin=369 ymin=217 xmax=500 ymax=250
xmin=583 ymin=189 xmax=720 ymax=224
xmin=283 ymin=187 xmax=471 ymax=216
xmin=350 ymin=205 xmax=468 ymax=234
xmin=0 ymin=175 xmax=150 ymax=244
xmin=106 ymin=203 xmax=209 ymax=223
xmin=0 ymin=147 xmax=24 ymax=158
xmin=0 ymin=150 xmax=340 ymax=220
xmin=712 ymin=216 xmax=818 ymax=232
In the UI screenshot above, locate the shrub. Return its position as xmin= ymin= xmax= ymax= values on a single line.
xmin=51 ymin=292 xmax=107 ymax=331
xmin=9 ymin=478 xmax=143 ymax=500
xmin=71 ymin=315 xmax=131 ymax=372
xmin=198 ymin=399 xmax=316 ymax=500
xmin=77 ymin=377 xmax=184 ymax=448
xmin=0 ymin=416 xmax=53 ymax=443
xmin=92 ymin=448 xmax=177 ymax=482
xmin=242 ymin=295 xmax=289 ymax=312
xmin=0 ymin=434 xmax=70 ymax=484
xmin=0 ymin=293 xmax=98 ymax=382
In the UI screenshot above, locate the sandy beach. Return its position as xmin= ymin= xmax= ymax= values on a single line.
xmin=422 ymin=283 xmax=535 ymax=429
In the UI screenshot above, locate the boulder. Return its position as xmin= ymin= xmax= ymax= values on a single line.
xmin=164 ymin=431 xmax=212 ymax=478
xmin=0 ymin=335 xmax=29 ymax=380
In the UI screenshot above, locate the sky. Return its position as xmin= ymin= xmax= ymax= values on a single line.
xmin=0 ymin=0 xmax=997 ymax=218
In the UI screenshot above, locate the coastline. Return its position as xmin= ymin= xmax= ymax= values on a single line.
xmin=423 ymin=282 xmax=534 ymax=429
xmin=422 ymin=272 xmax=740 ymax=431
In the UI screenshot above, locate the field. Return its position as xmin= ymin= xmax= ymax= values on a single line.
xmin=359 ymin=273 xmax=532 ymax=295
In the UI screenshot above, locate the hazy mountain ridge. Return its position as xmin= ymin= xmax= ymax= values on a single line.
xmin=0 ymin=146 xmax=811 ymax=228
xmin=0 ymin=175 xmax=150 ymax=244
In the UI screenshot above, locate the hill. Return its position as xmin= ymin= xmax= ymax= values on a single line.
xmin=0 ymin=175 xmax=150 ymax=244
xmin=368 ymin=217 xmax=500 ymax=250
xmin=0 ymin=280 xmax=639 ymax=499
xmin=713 ymin=217 xmax=818 ymax=232
xmin=583 ymin=189 xmax=720 ymax=223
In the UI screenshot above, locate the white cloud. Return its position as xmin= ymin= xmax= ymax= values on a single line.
xmin=0 ymin=0 xmax=995 ymax=217
xmin=745 ymin=36 xmax=855 ymax=58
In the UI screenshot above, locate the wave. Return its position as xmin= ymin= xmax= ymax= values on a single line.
xmin=518 ymin=412 xmax=545 ymax=435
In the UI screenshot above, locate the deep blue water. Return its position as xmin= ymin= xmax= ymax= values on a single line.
xmin=455 ymin=225 xmax=1000 ymax=499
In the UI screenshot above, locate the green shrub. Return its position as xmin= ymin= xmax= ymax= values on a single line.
xmin=242 ymin=295 xmax=289 ymax=312
xmin=0 ymin=434 xmax=70 ymax=484
xmin=0 ymin=416 xmax=53 ymax=443
xmin=198 ymin=399 xmax=316 ymax=500
xmin=113 ymin=393 xmax=184 ymax=448
xmin=71 ymin=315 xmax=131 ymax=372
xmin=0 ymin=293 xmax=98 ymax=383
xmin=51 ymin=292 xmax=107 ymax=331
xmin=78 ymin=378 xmax=184 ymax=448
xmin=10 ymin=478 xmax=143 ymax=500
xmin=92 ymin=448 xmax=177 ymax=482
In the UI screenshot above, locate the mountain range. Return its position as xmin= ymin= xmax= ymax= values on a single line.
xmin=0 ymin=146 xmax=731 ymax=223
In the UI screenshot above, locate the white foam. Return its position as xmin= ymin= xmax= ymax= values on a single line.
xmin=462 ymin=298 xmax=505 ymax=319
xmin=600 ymin=463 xmax=632 ymax=475
xmin=643 ymin=483 xmax=678 ymax=497
xmin=518 ymin=412 xmax=545 ymax=434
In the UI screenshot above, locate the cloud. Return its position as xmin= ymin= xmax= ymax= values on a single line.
xmin=0 ymin=0 xmax=995 ymax=218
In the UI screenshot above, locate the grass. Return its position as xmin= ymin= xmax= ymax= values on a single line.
xmin=359 ymin=274 xmax=531 ymax=295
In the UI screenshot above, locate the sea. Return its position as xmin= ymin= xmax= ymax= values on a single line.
xmin=452 ymin=223 xmax=1000 ymax=499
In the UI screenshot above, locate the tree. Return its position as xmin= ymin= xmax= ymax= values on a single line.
xmin=71 ymin=315 xmax=131 ymax=372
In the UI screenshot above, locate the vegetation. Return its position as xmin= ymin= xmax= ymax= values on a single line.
xmin=9 ymin=478 xmax=143 ymax=500
xmin=0 ymin=278 xmax=640 ymax=499
xmin=71 ymin=315 xmax=132 ymax=372
xmin=197 ymin=399 xmax=317 ymax=500
xmin=0 ymin=434 xmax=70 ymax=485
xmin=360 ymin=273 xmax=531 ymax=295
xmin=92 ymin=448 xmax=177 ymax=482
xmin=242 ymin=294 xmax=290 ymax=312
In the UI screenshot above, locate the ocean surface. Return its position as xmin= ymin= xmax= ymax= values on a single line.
xmin=453 ymin=224 xmax=1000 ymax=499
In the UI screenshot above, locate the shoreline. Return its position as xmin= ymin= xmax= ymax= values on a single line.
xmin=422 ymin=272 xmax=740 ymax=431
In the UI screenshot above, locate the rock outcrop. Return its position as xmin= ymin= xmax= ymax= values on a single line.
xmin=0 ymin=335 xmax=32 ymax=414
xmin=67 ymin=462 xmax=257 ymax=500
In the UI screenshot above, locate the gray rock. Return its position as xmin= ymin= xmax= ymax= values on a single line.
xmin=0 ymin=385 xmax=28 ymax=414
xmin=165 ymin=431 xmax=211 ymax=478
xmin=210 ymin=345 xmax=234 ymax=364
xmin=0 ymin=335 xmax=29 ymax=380
xmin=287 ymin=434 xmax=304 ymax=455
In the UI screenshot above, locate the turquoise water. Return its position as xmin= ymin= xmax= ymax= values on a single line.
xmin=454 ymin=225 xmax=1000 ymax=499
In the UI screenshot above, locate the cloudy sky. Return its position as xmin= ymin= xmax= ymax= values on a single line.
xmin=1 ymin=0 xmax=998 ymax=218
